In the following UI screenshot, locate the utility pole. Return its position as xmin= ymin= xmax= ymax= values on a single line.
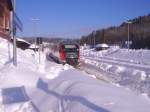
xmin=12 ymin=0 xmax=17 ymax=66
xmin=31 ymin=18 xmax=40 ymax=63
xmin=126 ymin=21 xmax=132 ymax=50
xmin=102 ymin=29 xmax=105 ymax=43
xmin=93 ymin=31 xmax=96 ymax=47
xmin=31 ymin=18 xmax=39 ymax=47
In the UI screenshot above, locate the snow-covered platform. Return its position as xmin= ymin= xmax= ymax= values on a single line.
xmin=0 ymin=38 xmax=150 ymax=112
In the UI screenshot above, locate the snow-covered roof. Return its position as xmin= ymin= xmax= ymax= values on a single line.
xmin=29 ymin=44 xmax=39 ymax=49
xmin=96 ymin=43 xmax=109 ymax=48
xmin=16 ymin=38 xmax=31 ymax=45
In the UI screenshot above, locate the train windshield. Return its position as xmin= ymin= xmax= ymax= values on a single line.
xmin=64 ymin=44 xmax=78 ymax=52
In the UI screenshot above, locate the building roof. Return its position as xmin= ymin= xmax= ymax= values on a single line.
xmin=7 ymin=0 xmax=13 ymax=11
xmin=16 ymin=38 xmax=31 ymax=45
xmin=96 ymin=43 xmax=109 ymax=48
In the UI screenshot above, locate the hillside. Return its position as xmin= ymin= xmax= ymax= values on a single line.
xmin=80 ymin=14 xmax=150 ymax=49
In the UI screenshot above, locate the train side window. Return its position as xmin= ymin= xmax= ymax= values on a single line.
xmin=59 ymin=48 xmax=61 ymax=52
xmin=59 ymin=46 xmax=63 ymax=52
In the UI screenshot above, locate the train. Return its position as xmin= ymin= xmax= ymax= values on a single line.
xmin=49 ymin=42 xmax=80 ymax=66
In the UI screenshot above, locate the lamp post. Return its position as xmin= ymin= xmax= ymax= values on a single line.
xmin=31 ymin=18 xmax=40 ymax=63
xmin=93 ymin=31 xmax=96 ymax=47
xmin=31 ymin=18 xmax=40 ymax=48
xmin=126 ymin=21 xmax=132 ymax=50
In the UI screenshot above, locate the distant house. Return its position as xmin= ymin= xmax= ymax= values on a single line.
xmin=95 ymin=43 xmax=109 ymax=51
xmin=0 ymin=0 xmax=13 ymax=40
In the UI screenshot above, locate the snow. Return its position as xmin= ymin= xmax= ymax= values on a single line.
xmin=82 ymin=47 xmax=150 ymax=65
xmin=81 ymin=46 xmax=150 ymax=98
xmin=29 ymin=44 xmax=39 ymax=49
xmin=95 ymin=43 xmax=109 ymax=48
xmin=0 ymin=38 xmax=150 ymax=112
xmin=27 ymin=69 xmax=150 ymax=112
xmin=16 ymin=38 xmax=31 ymax=45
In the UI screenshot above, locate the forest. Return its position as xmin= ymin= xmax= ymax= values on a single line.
xmin=80 ymin=14 xmax=150 ymax=49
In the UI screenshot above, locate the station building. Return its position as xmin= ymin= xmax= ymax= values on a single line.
xmin=0 ymin=0 xmax=13 ymax=40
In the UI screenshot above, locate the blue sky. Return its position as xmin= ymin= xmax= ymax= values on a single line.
xmin=16 ymin=0 xmax=150 ymax=38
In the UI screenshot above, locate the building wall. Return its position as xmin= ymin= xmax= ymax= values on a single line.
xmin=0 ymin=0 xmax=11 ymax=40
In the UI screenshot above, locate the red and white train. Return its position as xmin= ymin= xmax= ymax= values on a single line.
xmin=49 ymin=42 xmax=80 ymax=66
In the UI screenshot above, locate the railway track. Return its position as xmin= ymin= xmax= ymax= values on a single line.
xmin=82 ymin=56 xmax=150 ymax=75
xmin=47 ymin=54 xmax=150 ymax=98
xmin=77 ymin=61 xmax=116 ymax=83
xmin=47 ymin=54 xmax=112 ymax=83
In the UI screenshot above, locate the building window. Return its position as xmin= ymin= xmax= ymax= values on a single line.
xmin=0 ymin=2 xmax=4 ymax=28
xmin=0 ymin=2 xmax=4 ymax=16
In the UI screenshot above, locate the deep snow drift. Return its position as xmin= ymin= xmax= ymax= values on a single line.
xmin=81 ymin=46 xmax=150 ymax=98
xmin=0 ymin=38 xmax=150 ymax=112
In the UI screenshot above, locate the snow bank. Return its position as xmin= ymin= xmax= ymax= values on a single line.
xmin=0 ymin=38 xmax=13 ymax=67
xmin=81 ymin=47 xmax=150 ymax=98
xmin=82 ymin=46 xmax=150 ymax=65
xmin=81 ymin=46 xmax=119 ymax=57
xmin=0 ymin=38 xmax=40 ymax=111
xmin=0 ymin=38 xmax=150 ymax=112
xmin=28 ymin=69 xmax=150 ymax=112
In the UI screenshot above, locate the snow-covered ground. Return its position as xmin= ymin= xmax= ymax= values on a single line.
xmin=0 ymin=38 xmax=150 ymax=112
xmin=81 ymin=46 xmax=150 ymax=98
xmin=81 ymin=46 xmax=150 ymax=65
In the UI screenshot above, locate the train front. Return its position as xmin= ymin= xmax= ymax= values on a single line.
xmin=59 ymin=43 xmax=80 ymax=66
